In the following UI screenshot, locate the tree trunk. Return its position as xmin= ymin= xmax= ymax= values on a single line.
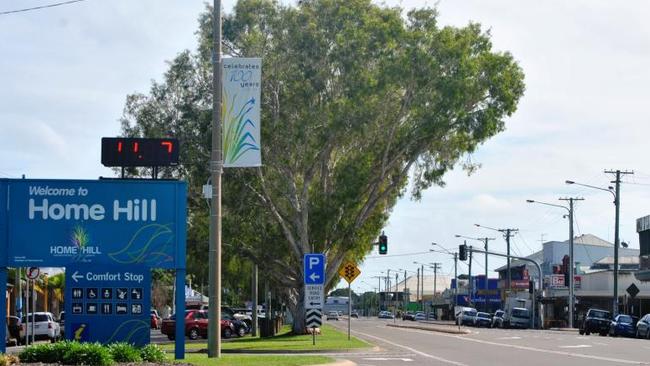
xmin=287 ymin=286 xmax=306 ymax=334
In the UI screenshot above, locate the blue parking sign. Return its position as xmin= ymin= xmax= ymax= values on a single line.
xmin=303 ymin=254 xmax=325 ymax=285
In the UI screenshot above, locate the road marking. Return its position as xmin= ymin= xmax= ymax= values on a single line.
xmin=351 ymin=329 xmax=469 ymax=366
xmin=497 ymin=336 xmax=521 ymax=340
xmin=385 ymin=326 xmax=646 ymax=365
xmin=363 ymin=358 xmax=414 ymax=362
xmin=559 ymin=345 xmax=592 ymax=348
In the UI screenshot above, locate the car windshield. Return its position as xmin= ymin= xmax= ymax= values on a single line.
xmin=463 ymin=310 xmax=477 ymax=316
xmin=512 ymin=309 xmax=530 ymax=318
xmin=618 ymin=315 xmax=633 ymax=323
xmin=22 ymin=314 xmax=49 ymax=322
xmin=477 ymin=312 xmax=490 ymax=319
xmin=589 ymin=310 xmax=610 ymax=319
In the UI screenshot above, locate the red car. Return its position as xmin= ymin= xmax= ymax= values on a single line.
xmin=160 ymin=310 xmax=234 ymax=340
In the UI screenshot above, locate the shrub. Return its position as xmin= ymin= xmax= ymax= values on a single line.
xmin=61 ymin=342 xmax=113 ymax=366
xmin=109 ymin=343 xmax=142 ymax=363
xmin=139 ymin=344 xmax=166 ymax=363
xmin=19 ymin=342 xmax=69 ymax=363
xmin=0 ymin=354 xmax=18 ymax=366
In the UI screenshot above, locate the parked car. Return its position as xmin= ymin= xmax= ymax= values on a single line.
xmin=350 ymin=311 xmax=359 ymax=318
xmin=21 ymin=312 xmax=61 ymax=343
xmin=455 ymin=307 xmax=477 ymax=326
xmin=160 ymin=310 xmax=234 ymax=340
xmin=474 ymin=312 xmax=492 ymax=327
xmin=428 ymin=312 xmax=437 ymax=320
xmin=378 ymin=311 xmax=394 ymax=319
xmin=579 ymin=308 xmax=611 ymax=336
xmin=504 ymin=307 xmax=531 ymax=329
xmin=327 ymin=311 xmax=339 ymax=321
xmin=609 ymin=314 xmax=637 ymax=337
xmin=636 ymin=314 xmax=650 ymax=339
xmin=222 ymin=313 xmax=249 ymax=337
xmin=151 ymin=310 xmax=162 ymax=329
xmin=492 ymin=310 xmax=505 ymax=328
xmin=414 ymin=312 xmax=426 ymax=321
xmin=402 ymin=312 xmax=416 ymax=321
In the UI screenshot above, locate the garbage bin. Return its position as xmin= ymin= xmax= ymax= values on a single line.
xmin=259 ymin=317 xmax=275 ymax=338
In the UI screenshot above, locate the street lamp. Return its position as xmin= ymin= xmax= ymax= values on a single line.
xmin=527 ymin=197 xmax=583 ymax=328
xmin=567 ymin=174 xmax=630 ymax=315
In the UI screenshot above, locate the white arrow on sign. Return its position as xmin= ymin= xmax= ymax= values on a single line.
xmin=309 ymin=272 xmax=320 ymax=282
xmin=71 ymin=271 xmax=83 ymax=283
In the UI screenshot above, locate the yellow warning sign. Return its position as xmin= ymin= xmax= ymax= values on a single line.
xmin=338 ymin=261 xmax=361 ymax=284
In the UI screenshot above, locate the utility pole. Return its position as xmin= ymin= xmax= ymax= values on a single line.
xmin=251 ymin=264 xmax=258 ymax=336
xmin=420 ymin=264 xmax=424 ymax=311
xmin=395 ymin=272 xmax=399 ymax=313
xmin=468 ymin=244 xmax=473 ymax=306
xmin=403 ymin=270 xmax=407 ymax=312
xmin=416 ymin=268 xmax=420 ymax=311
xmin=605 ymin=169 xmax=633 ymax=315
xmin=453 ymin=253 xmax=458 ymax=310
xmin=560 ymin=197 xmax=584 ymax=328
xmin=208 ymin=0 xmax=223 ymax=359
xmin=500 ymin=229 xmax=518 ymax=293
xmin=431 ymin=263 xmax=441 ymax=318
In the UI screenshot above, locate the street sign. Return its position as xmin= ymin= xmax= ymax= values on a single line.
xmin=305 ymin=308 xmax=322 ymax=328
xmin=2 ymin=179 xmax=186 ymax=269
xmin=26 ymin=267 xmax=40 ymax=280
xmin=305 ymin=284 xmax=324 ymax=309
xmin=627 ymin=283 xmax=640 ymax=299
xmin=338 ymin=261 xmax=361 ymax=284
xmin=64 ymin=264 xmax=151 ymax=346
xmin=304 ymin=254 xmax=325 ymax=285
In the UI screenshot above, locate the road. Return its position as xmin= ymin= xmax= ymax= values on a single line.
xmin=328 ymin=317 xmax=650 ymax=366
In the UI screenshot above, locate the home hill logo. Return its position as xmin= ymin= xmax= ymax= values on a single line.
xmin=50 ymin=224 xmax=102 ymax=258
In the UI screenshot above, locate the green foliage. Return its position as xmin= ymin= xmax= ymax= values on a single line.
xmin=119 ymin=0 xmax=525 ymax=332
xmin=139 ymin=344 xmax=166 ymax=363
xmin=19 ymin=341 xmax=113 ymax=366
xmin=108 ymin=343 xmax=142 ymax=363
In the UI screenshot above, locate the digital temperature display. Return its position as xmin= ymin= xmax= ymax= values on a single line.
xmin=101 ymin=137 xmax=179 ymax=167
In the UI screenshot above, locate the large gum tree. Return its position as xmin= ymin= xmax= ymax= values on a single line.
xmin=119 ymin=0 xmax=525 ymax=334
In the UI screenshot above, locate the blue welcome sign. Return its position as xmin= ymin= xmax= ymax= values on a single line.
xmin=3 ymin=179 xmax=185 ymax=268
xmin=65 ymin=264 xmax=151 ymax=346
xmin=0 ymin=179 xmax=187 ymax=358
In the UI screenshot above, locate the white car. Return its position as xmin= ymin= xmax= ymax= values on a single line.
xmin=327 ymin=311 xmax=339 ymax=320
xmin=21 ymin=312 xmax=60 ymax=343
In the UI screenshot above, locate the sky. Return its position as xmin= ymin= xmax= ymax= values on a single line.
xmin=1 ymin=1 xmax=649 ymax=295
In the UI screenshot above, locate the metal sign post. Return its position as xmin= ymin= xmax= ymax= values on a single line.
xmin=304 ymin=254 xmax=326 ymax=344
xmin=338 ymin=261 xmax=361 ymax=341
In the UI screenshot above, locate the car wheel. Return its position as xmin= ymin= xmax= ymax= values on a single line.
xmin=238 ymin=327 xmax=246 ymax=337
xmin=579 ymin=329 xmax=584 ymax=335
xmin=188 ymin=328 xmax=200 ymax=340
xmin=646 ymin=329 xmax=650 ymax=340
xmin=223 ymin=328 xmax=232 ymax=339
xmin=599 ymin=332 xmax=607 ymax=337
xmin=585 ymin=330 xmax=590 ymax=336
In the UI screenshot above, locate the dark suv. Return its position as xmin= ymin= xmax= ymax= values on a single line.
xmin=579 ymin=308 xmax=611 ymax=336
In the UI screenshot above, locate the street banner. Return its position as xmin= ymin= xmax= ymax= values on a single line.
xmin=222 ymin=57 xmax=262 ymax=167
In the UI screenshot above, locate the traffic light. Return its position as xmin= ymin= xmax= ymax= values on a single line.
xmin=529 ymin=280 xmax=534 ymax=294
xmin=459 ymin=244 xmax=468 ymax=261
xmin=378 ymin=234 xmax=388 ymax=255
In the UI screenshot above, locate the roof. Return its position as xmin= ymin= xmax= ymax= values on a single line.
xmin=594 ymin=256 xmax=639 ymax=265
xmin=567 ymin=234 xmax=613 ymax=247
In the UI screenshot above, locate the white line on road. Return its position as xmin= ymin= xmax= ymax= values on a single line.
xmin=387 ymin=327 xmax=648 ymax=365
xmin=496 ymin=336 xmax=522 ymax=340
xmin=363 ymin=358 xmax=414 ymax=362
xmin=352 ymin=329 xmax=469 ymax=366
xmin=559 ymin=345 xmax=592 ymax=348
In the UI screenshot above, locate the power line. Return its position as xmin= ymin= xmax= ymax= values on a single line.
xmin=0 ymin=0 xmax=87 ymax=16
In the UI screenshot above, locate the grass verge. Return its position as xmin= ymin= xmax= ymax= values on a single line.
xmin=162 ymin=324 xmax=369 ymax=352
xmin=173 ymin=354 xmax=334 ymax=366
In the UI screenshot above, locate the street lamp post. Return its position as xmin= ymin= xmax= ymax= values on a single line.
xmin=567 ymin=170 xmax=633 ymax=315
xmin=527 ymin=197 xmax=583 ymax=328
xmin=431 ymin=243 xmax=458 ymax=313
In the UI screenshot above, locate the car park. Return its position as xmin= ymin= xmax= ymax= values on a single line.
xmin=327 ymin=311 xmax=340 ymax=321
xmin=160 ymin=310 xmax=235 ymax=340
xmin=492 ymin=310 xmax=505 ymax=328
xmin=609 ymin=314 xmax=637 ymax=337
xmin=474 ymin=312 xmax=492 ymax=327
xmin=402 ymin=312 xmax=416 ymax=321
xmin=579 ymin=308 xmax=611 ymax=336
xmin=636 ymin=314 xmax=650 ymax=339
xmin=21 ymin=312 xmax=61 ymax=343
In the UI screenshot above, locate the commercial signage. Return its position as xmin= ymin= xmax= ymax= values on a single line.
xmin=65 ymin=264 xmax=151 ymax=346
xmin=546 ymin=274 xmax=582 ymax=289
xmin=1 ymin=179 xmax=186 ymax=268
xmin=222 ymin=57 xmax=262 ymax=168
